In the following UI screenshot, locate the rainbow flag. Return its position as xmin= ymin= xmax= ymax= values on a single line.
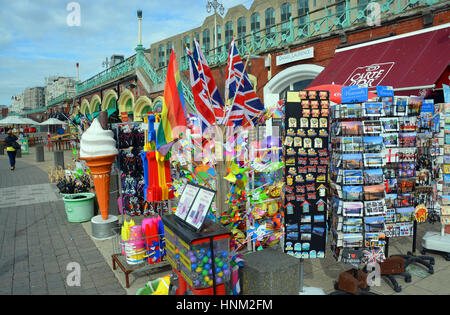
xmin=157 ymin=49 xmax=188 ymax=155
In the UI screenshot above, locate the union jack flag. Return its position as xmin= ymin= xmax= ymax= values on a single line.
xmin=223 ymin=38 xmax=264 ymax=128
xmin=363 ymin=248 xmax=385 ymax=264
xmin=186 ymin=46 xmax=216 ymax=130
xmin=192 ymin=39 xmax=225 ymax=122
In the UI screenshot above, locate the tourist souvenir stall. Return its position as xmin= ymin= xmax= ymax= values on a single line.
xmin=422 ymin=100 xmax=450 ymax=260
xmin=325 ymin=85 xmax=450 ymax=294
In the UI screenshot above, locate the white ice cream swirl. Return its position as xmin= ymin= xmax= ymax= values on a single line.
xmin=80 ymin=118 xmax=118 ymax=158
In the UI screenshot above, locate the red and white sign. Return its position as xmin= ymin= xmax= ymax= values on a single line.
xmin=344 ymin=62 xmax=395 ymax=87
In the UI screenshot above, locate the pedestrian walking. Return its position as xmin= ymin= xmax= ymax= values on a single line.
xmin=5 ymin=129 xmax=19 ymax=171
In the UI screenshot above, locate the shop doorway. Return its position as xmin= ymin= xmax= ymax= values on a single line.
xmin=263 ymin=64 xmax=324 ymax=107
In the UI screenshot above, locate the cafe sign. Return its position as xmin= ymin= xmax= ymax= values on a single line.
xmin=343 ymin=62 xmax=395 ymax=88
xmin=276 ymin=47 xmax=314 ymax=66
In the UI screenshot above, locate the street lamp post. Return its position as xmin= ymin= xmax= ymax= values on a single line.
xmin=206 ymin=0 xmax=225 ymax=54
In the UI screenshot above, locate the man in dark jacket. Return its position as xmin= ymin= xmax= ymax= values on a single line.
xmin=5 ymin=129 xmax=19 ymax=170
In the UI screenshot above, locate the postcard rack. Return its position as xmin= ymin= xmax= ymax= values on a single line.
xmin=329 ymin=100 xmax=392 ymax=295
xmin=329 ymin=101 xmax=388 ymax=266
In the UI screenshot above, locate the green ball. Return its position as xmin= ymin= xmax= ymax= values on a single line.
xmin=218 ymin=261 xmax=224 ymax=268
xmin=214 ymin=257 xmax=221 ymax=264
xmin=202 ymin=269 xmax=208 ymax=277
xmin=202 ymin=256 xmax=209 ymax=263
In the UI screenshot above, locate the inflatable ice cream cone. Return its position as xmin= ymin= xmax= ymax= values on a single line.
xmin=79 ymin=118 xmax=119 ymax=220
xmin=80 ymin=154 xmax=117 ymax=219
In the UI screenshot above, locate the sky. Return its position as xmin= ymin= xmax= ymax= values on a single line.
xmin=0 ymin=0 xmax=252 ymax=106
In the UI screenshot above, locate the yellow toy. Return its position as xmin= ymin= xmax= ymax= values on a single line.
xmin=152 ymin=275 xmax=171 ymax=295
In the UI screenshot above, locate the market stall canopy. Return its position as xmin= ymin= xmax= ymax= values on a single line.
xmin=21 ymin=117 xmax=40 ymax=125
xmin=309 ymin=24 xmax=450 ymax=94
xmin=0 ymin=116 xmax=39 ymax=125
xmin=38 ymin=118 xmax=68 ymax=125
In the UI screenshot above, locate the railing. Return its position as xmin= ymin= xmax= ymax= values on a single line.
xmin=175 ymin=0 xmax=444 ymax=72
xmin=24 ymin=107 xmax=47 ymax=115
xmin=47 ymin=92 xmax=76 ymax=107
xmin=76 ymin=55 xmax=137 ymax=94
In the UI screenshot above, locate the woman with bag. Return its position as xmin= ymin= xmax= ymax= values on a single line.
xmin=5 ymin=129 xmax=20 ymax=171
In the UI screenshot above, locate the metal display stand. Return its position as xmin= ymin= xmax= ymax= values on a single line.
xmin=328 ymin=101 xmax=385 ymax=295
xmin=110 ymin=122 xmax=173 ymax=287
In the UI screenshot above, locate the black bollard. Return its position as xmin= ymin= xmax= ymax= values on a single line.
xmin=54 ymin=150 xmax=64 ymax=169
xmin=36 ymin=144 xmax=45 ymax=162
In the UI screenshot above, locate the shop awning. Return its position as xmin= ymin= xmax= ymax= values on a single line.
xmin=309 ymin=24 xmax=450 ymax=93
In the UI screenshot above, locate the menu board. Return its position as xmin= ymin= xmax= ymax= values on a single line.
xmin=174 ymin=183 xmax=215 ymax=232
xmin=284 ymin=90 xmax=330 ymax=259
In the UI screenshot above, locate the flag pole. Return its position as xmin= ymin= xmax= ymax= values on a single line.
xmin=221 ymin=45 xmax=254 ymax=127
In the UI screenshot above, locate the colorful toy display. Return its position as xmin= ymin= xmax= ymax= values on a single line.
xmin=162 ymin=213 xmax=231 ymax=295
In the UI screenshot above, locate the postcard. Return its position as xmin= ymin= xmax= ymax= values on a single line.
xmin=399 ymin=222 xmax=414 ymax=236
xmin=364 ymin=153 xmax=384 ymax=168
xmin=398 ymin=162 xmax=416 ymax=178
xmin=343 ymin=218 xmax=363 ymax=233
xmin=396 ymin=207 xmax=415 ymax=222
xmin=399 ymin=132 xmax=416 ymax=147
xmin=395 ymin=193 xmax=414 ymax=207
xmin=394 ymin=96 xmax=409 ymax=116
xmin=381 ymin=96 xmax=395 ymax=116
xmin=362 ymin=120 xmax=382 ymax=134
xmin=343 ymin=186 xmax=363 ymax=201
xmin=364 ymin=169 xmax=384 ymax=185
xmin=342 ymin=153 xmax=364 ymax=169
xmin=385 ymin=178 xmax=398 ymax=194
xmin=343 ymin=233 xmax=364 ymax=247
xmin=408 ymin=96 xmax=423 ymax=116
xmin=364 ymin=136 xmax=384 ymax=151
xmin=364 ymin=184 xmax=385 ymax=201
xmin=343 ymin=202 xmax=364 ymax=217
xmin=384 ymin=208 xmax=396 ymax=224
xmin=397 ymin=148 xmax=416 ymax=162
xmin=364 ymin=216 xmax=386 ymax=232
xmin=340 ymin=103 xmax=363 ymax=119
xmin=363 ymin=102 xmax=384 ymax=116
xmin=341 ymin=121 xmax=362 ymax=136
xmin=364 ymin=199 xmax=386 ymax=216
xmin=399 ymin=116 xmax=417 ymax=132
xmin=365 ymin=232 xmax=386 ymax=248
xmin=385 ymin=194 xmax=397 ymax=208
xmin=342 ymin=137 xmax=363 ymax=152
xmin=381 ymin=117 xmax=399 ymax=132
xmin=343 ymin=170 xmax=364 ymax=185
xmin=381 ymin=133 xmax=399 ymax=148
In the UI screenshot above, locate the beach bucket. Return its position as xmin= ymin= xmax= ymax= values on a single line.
xmin=62 ymin=193 xmax=95 ymax=223
xmin=125 ymin=225 xmax=146 ymax=264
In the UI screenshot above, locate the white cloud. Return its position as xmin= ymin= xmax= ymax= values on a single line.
xmin=0 ymin=0 xmax=254 ymax=105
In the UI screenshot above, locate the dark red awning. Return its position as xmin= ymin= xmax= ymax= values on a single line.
xmin=309 ymin=24 xmax=450 ymax=91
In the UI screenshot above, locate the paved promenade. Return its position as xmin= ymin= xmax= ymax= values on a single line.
xmin=1 ymin=146 xmax=450 ymax=295
xmin=0 ymin=149 xmax=126 ymax=295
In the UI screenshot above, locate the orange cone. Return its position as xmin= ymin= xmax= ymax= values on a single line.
xmin=80 ymin=154 xmax=117 ymax=220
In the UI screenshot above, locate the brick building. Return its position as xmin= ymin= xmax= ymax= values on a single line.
xmin=72 ymin=0 xmax=450 ymax=123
